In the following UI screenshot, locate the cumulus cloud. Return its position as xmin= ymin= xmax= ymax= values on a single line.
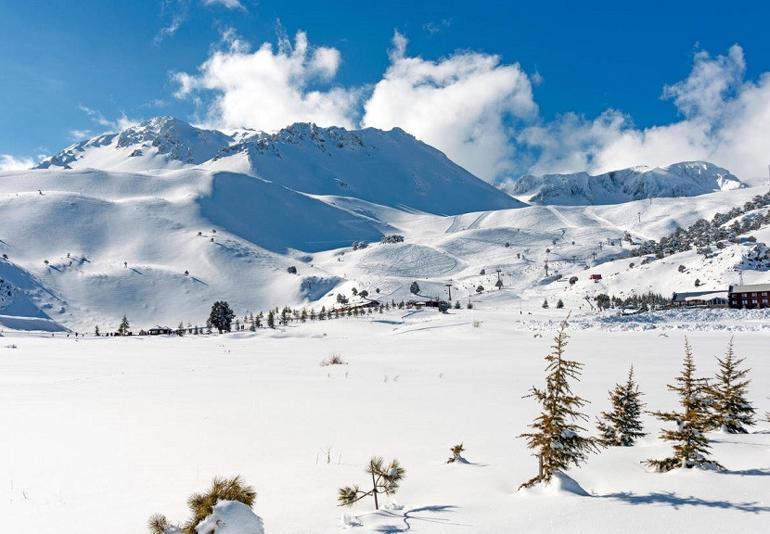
xmin=363 ymin=32 xmax=537 ymax=180
xmin=522 ymin=45 xmax=770 ymax=180
xmin=173 ymin=30 xmax=770 ymax=183
xmin=173 ymin=29 xmax=361 ymax=131
xmin=0 ymin=154 xmax=34 ymax=171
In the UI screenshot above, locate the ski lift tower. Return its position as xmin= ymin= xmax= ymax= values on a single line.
xmin=445 ymin=280 xmax=453 ymax=301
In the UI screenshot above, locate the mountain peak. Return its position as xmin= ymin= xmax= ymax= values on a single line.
xmin=36 ymin=117 xmax=231 ymax=170
xmin=507 ymin=160 xmax=745 ymax=205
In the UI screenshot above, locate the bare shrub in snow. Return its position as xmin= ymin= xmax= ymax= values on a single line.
xmin=338 ymin=456 xmax=405 ymax=510
xmin=321 ymin=353 xmax=347 ymax=366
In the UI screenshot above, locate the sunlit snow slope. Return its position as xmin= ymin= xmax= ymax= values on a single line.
xmin=2 ymin=117 xmax=767 ymax=331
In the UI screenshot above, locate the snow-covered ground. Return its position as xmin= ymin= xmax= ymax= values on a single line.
xmin=1 ymin=309 xmax=768 ymax=533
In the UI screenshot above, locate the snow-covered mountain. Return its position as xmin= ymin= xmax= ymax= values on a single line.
xmin=36 ymin=117 xmax=522 ymax=215
xmin=507 ymin=161 xmax=745 ymax=205
xmin=2 ymin=118 xmax=768 ymax=332
xmin=35 ymin=117 xmax=232 ymax=172
xmin=207 ymin=123 xmax=523 ymax=215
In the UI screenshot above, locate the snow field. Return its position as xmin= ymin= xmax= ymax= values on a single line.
xmin=1 ymin=310 xmax=768 ymax=533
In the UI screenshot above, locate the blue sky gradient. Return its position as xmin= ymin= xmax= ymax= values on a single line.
xmin=1 ymin=0 xmax=768 ymax=178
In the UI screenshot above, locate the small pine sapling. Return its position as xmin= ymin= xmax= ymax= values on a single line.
xmin=596 ymin=365 xmax=646 ymax=446
xmin=149 ymin=475 xmax=256 ymax=534
xmin=708 ymin=337 xmax=755 ymax=433
xmin=645 ymin=338 xmax=722 ymax=472
xmin=148 ymin=513 xmax=176 ymax=534
xmin=446 ymin=443 xmax=468 ymax=464
xmin=338 ymin=457 xmax=405 ymax=510
xmin=518 ymin=317 xmax=599 ymax=488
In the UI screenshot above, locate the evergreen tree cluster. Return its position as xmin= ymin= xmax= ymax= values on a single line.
xmin=594 ymin=292 xmax=671 ymax=311
xmin=634 ymin=192 xmax=770 ymax=260
xmin=519 ymin=323 xmax=757 ymax=487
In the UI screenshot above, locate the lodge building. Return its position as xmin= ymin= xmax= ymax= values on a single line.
xmin=728 ymin=284 xmax=770 ymax=309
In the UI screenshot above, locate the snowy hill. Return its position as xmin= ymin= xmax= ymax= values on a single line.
xmin=208 ymin=123 xmax=523 ymax=215
xmin=2 ymin=118 xmax=768 ymax=333
xmin=507 ymin=161 xmax=745 ymax=205
xmin=36 ymin=118 xmax=523 ymax=215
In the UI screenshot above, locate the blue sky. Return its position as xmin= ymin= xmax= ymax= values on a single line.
xmin=2 ymin=0 xmax=769 ymax=180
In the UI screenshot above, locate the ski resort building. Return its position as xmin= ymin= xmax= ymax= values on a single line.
xmin=728 ymin=284 xmax=770 ymax=309
xmin=671 ymin=290 xmax=728 ymax=308
xmin=147 ymin=326 xmax=173 ymax=335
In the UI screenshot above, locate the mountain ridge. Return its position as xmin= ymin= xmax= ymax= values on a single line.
xmin=506 ymin=161 xmax=745 ymax=205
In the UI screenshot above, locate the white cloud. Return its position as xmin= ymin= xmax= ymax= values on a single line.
xmin=79 ymin=105 xmax=138 ymax=133
xmin=423 ymin=19 xmax=451 ymax=35
xmin=172 ymin=29 xmax=361 ymax=131
xmin=173 ymin=30 xmax=770 ymax=183
xmin=202 ymin=0 xmax=245 ymax=10
xmin=69 ymin=129 xmax=93 ymax=141
xmin=154 ymin=0 xmax=189 ymax=46
xmin=522 ymin=45 xmax=770 ymax=180
xmin=362 ymin=32 xmax=537 ymax=181
xmin=0 ymin=154 xmax=34 ymax=171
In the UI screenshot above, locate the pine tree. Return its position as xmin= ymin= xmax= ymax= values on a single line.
xmin=556 ymin=298 xmax=564 ymax=309
xmin=267 ymin=310 xmax=275 ymax=329
xmin=708 ymin=337 xmax=755 ymax=433
xmin=208 ymin=301 xmax=235 ymax=333
xmin=645 ymin=338 xmax=722 ymax=472
xmin=116 ymin=315 xmax=130 ymax=336
xmin=518 ymin=318 xmax=599 ymax=488
xmin=542 ymin=298 xmax=549 ymax=309
xmin=338 ymin=457 xmax=405 ymax=510
xmin=596 ymin=366 xmax=646 ymax=446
